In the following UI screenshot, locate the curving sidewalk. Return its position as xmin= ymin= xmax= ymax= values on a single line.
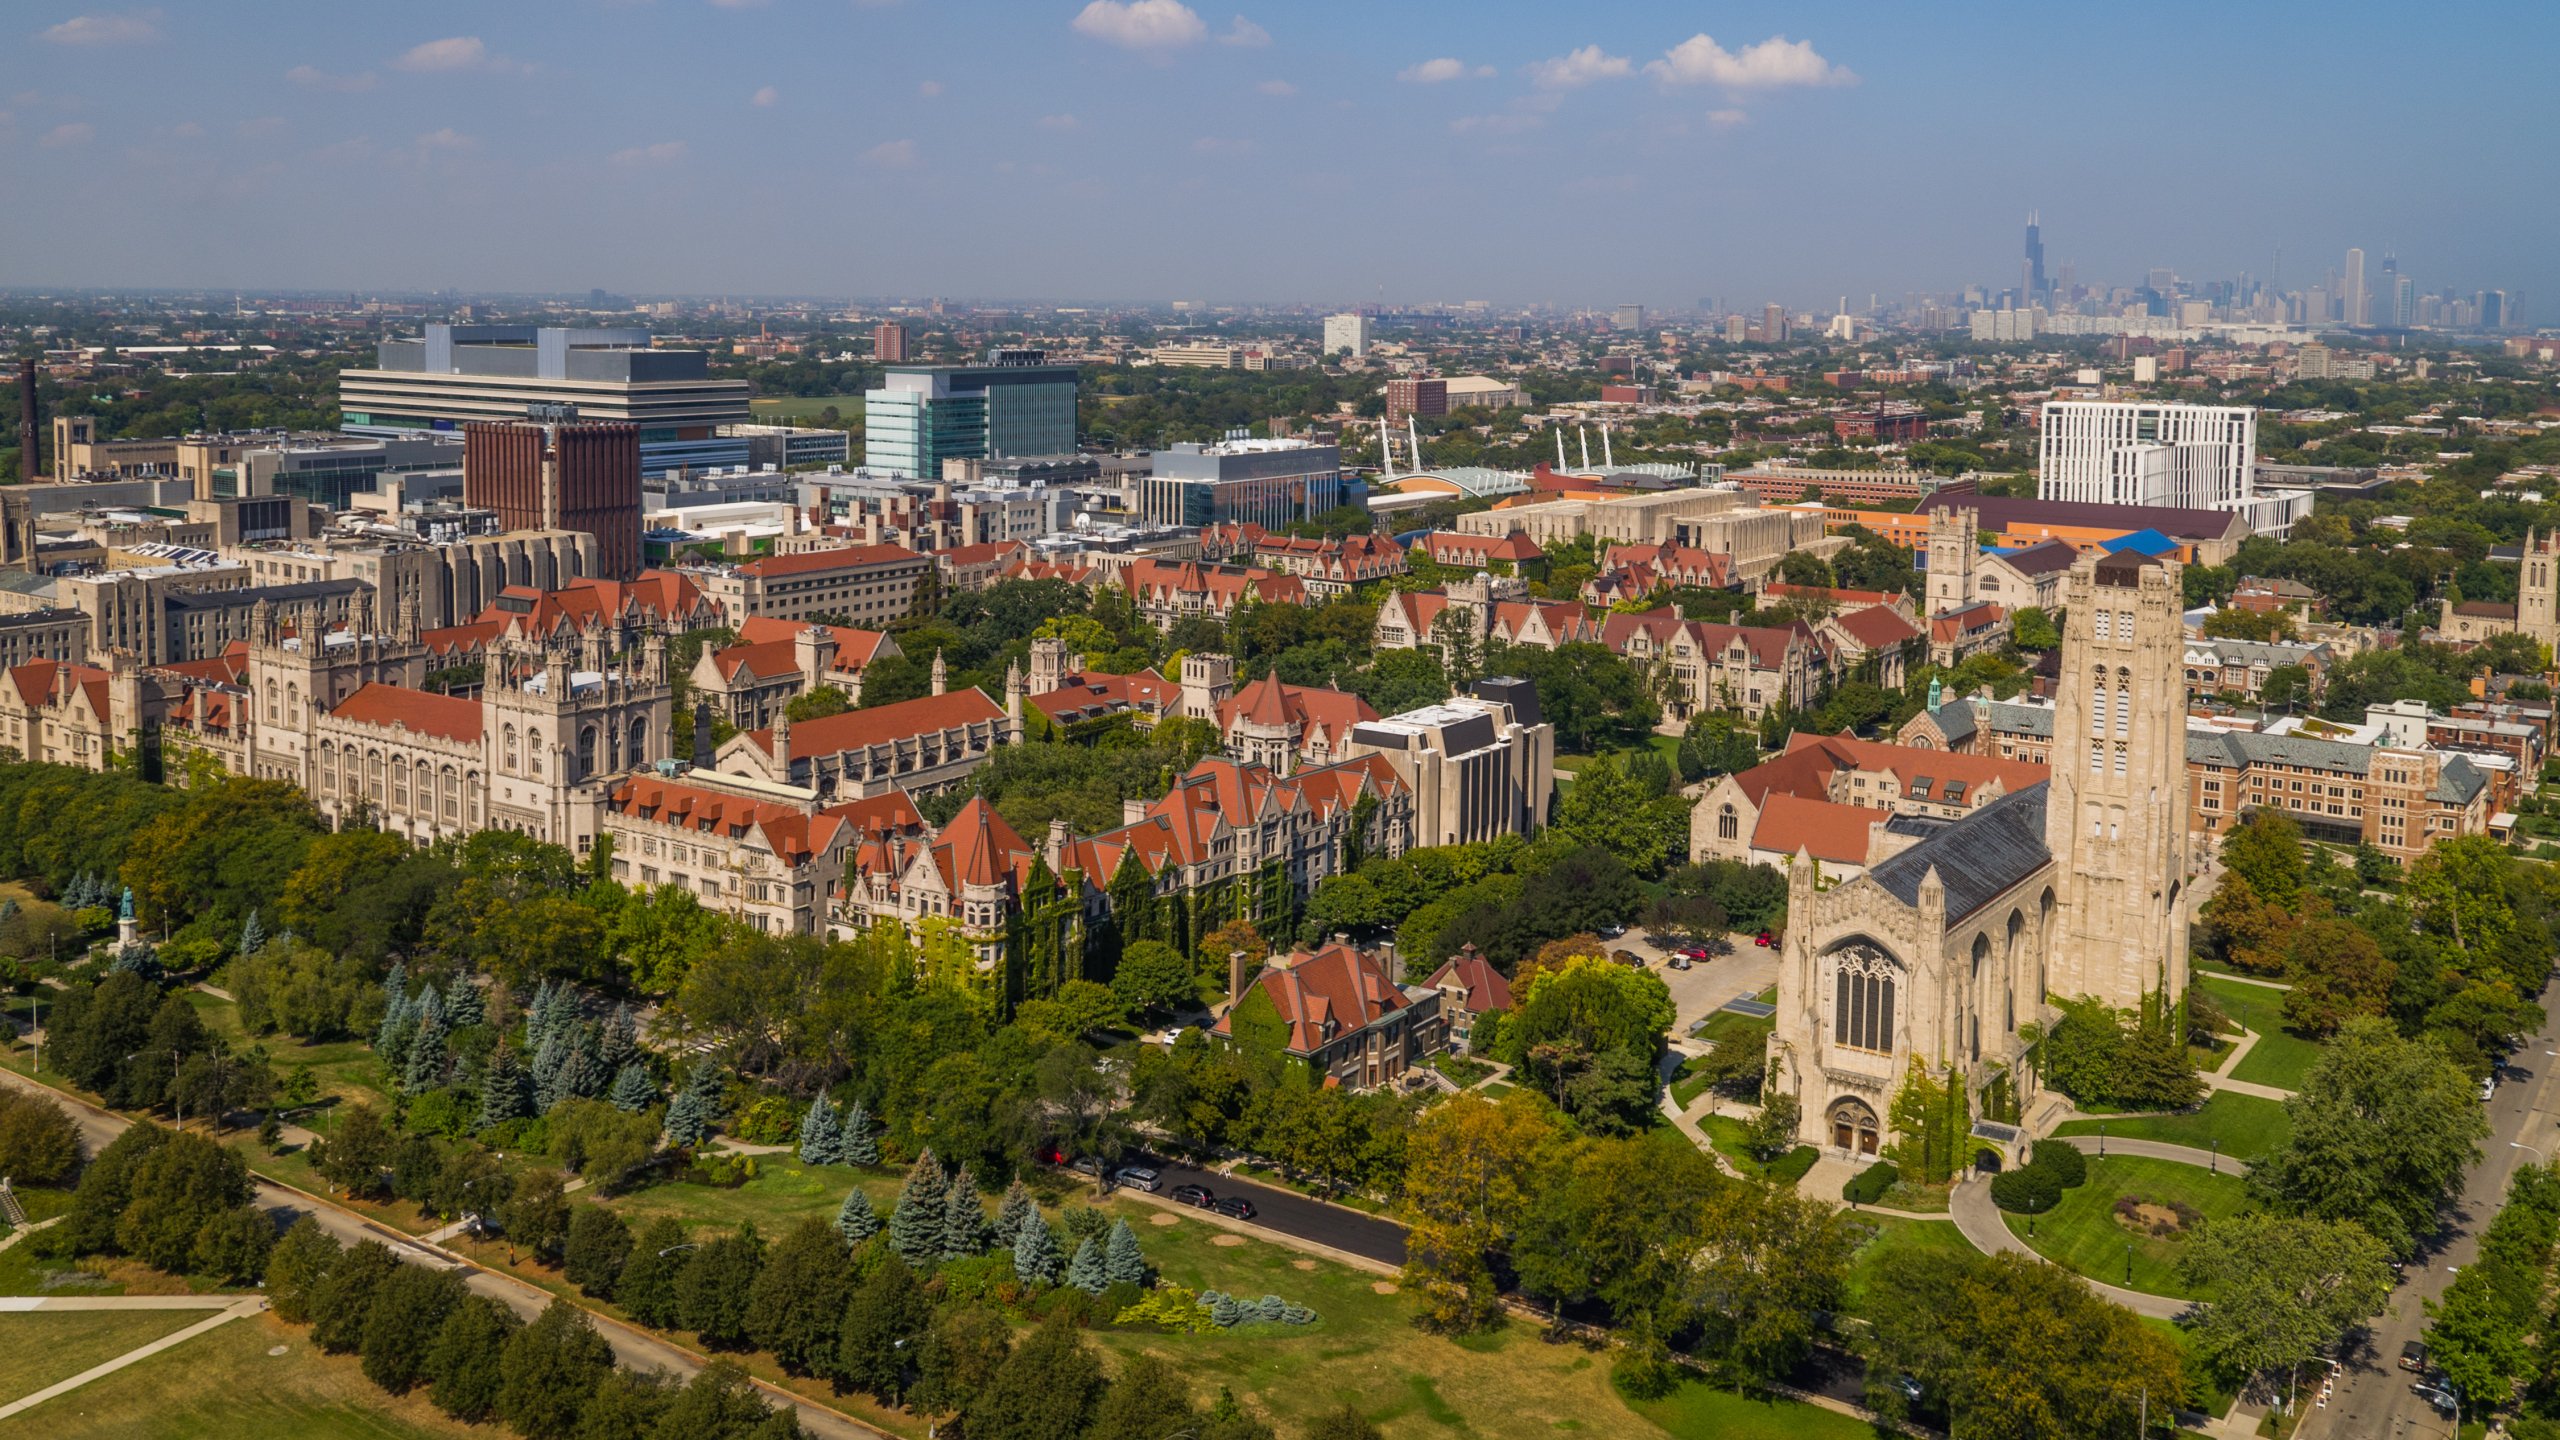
xmin=1948 ymin=1178 xmax=2194 ymax=1321
xmin=2051 ymin=1134 xmax=2255 ymax=1177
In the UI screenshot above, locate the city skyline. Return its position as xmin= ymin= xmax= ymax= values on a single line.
xmin=0 ymin=1 xmax=2551 ymax=310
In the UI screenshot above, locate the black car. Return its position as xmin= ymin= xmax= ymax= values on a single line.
xmin=1169 ymin=1183 xmax=1215 ymax=1208
xmin=1211 ymin=1196 xmax=1257 ymax=1221
xmin=2399 ymin=1339 xmax=2427 ymax=1372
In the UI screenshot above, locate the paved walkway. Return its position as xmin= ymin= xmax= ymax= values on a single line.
xmin=1948 ymin=1177 xmax=2193 ymax=1321
xmin=0 ymin=1293 xmax=249 ymax=1311
xmin=2202 ymin=1072 xmax=2295 ymax=1101
xmin=0 ymin=1296 xmax=265 ymax=1422
xmin=2053 ymin=1134 xmax=2254 ymax=1177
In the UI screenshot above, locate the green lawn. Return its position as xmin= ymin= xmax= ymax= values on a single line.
xmin=185 ymin=989 xmax=394 ymax=1113
xmin=2196 ymin=976 xmax=2322 ymax=1092
xmin=0 ymin=1308 xmax=209 ymax=1403
xmin=1630 ymin=1371 xmax=1877 ymax=1439
xmin=747 ymin=393 xmax=864 ymax=422
xmin=2003 ymin=1155 xmax=2256 ymax=1300
xmin=2052 ymin=1092 xmax=2292 ymax=1164
xmin=17 ymin=1309 xmax=485 ymax=1438
xmin=2142 ymin=1316 xmax=2237 ymax=1418
xmin=1696 ymin=1114 xmax=1816 ymax=1185
xmin=1840 ymin=1216 xmax=1970 ymax=1318
xmin=600 ymin=1154 xmax=905 ymax=1235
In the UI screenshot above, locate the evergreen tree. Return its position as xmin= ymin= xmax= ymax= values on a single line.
xmin=941 ymin=1164 xmax=987 ymax=1260
xmin=497 ymin=1299 xmax=615 ymax=1440
xmin=887 ymin=1150 xmax=949 ymax=1267
xmin=239 ymin=908 xmax=265 ymax=957
xmin=577 ymin=1370 xmax=675 ymax=1440
xmin=656 ymin=1360 xmax=787 ymax=1438
xmin=1102 ymin=1218 xmax=1147 ymax=1288
xmin=598 ymin=1004 xmax=638 ymax=1073
xmin=373 ymin=966 xmax=414 ymax=1059
xmin=415 ymin=982 xmax=445 ymax=1032
xmin=307 ymin=1239 xmax=403 ymax=1353
xmin=1065 ymin=1236 xmax=1108 ymax=1294
xmin=607 ymin=1062 xmax=657 ymax=1112
xmin=665 ymin=1058 xmax=724 ymax=1147
xmin=264 ymin=1214 xmax=344 ymax=1324
xmin=964 ymin=1315 xmax=1107 ymax=1440
xmin=521 ymin=980 xmax=554 ymax=1047
xmin=443 ymin=977 xmax=485 ymax=1031
xmin=797 ymin=1095 xmax=838 ymax=1165
xmin=530 ymin=1030 xmax=568 ymax=1111
xmin=614 ymin=1217 xmax=690 ymax=1330
xmin=839 ymin=1100 xmax=878 ymax=1166
xmin=404 ymin=1008 xmax=449 ymax=1093
xmin=1012 ymin=1209 xmax=1062 ymax=1286
xmin=835 ymin=1188 xmax=882 ymax=1244
xmin=424 ymin=1293 xmax=519 ymax=1424
xmin=675 ymin=1226 xmax=767 ymax=1351
xmin=994 ymin=1179 xmax=1038 ymax=1245
xmin=475 ymin=1045 xmax=530 ymax=1132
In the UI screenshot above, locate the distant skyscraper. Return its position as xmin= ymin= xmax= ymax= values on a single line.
xmin=1612 ymin=303 xmax=1645 ymax=331
xmin=873 ymin=322 xmax=909 ymax=363
xmin=2344 ymin=248 xmax=2367 ymax=326
xmin=1763 ymin=302 xmax=1787 ymax=343
xmin=862 ymin=350 xmax=1077 ymax=478
xmin=463 ymin=417 xmax=644 ymax=580
xmin=1322 ymin=313 xmax=1372 ymax=357
xmin=2023 ymin=212 xmax=2047 ymax=304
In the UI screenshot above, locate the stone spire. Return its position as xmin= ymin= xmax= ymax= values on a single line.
xmin=930 ymin=649 xmax=947 ymax=696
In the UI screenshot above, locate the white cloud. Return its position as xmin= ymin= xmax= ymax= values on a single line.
xmin=861 ymin=138 xmax=918 ymax=168
xmin=39 ymin=121 xmax=95 ymax=147
xmin=918 ymin=79 xmax=943 ymax=97
xmin=415 ymin=127 xmax=476 ymax=154
xmin=1071 ymin=0 xmax=1204 ymax=50
xmin=40 ymin=11 xmax=160 ymax=45
xmin=1398 ymin=57 xmax=1491 ymax=84
xmin=1524 ymin=45 xmax=1630 ymax=90
xmin=1645 ymin=33 xmax=1855 ymax=90
xmin=1708 ymin=108 xmax=1749 ymax=129
xmin=750 ymin=84 xmax=778 ymax=107
xmin=611 ymin=140 xmax=687 ymax=166
xmin=287 ymin=64 xmax=377 ymax=93
xmin=235 ymin=115 xmax=285 ymax=139
xmin=1450 ymin=112 xmax=1541 ymax=136
xmin=1036 ymin=113 xmax=1078 ymax=130
xmin=391 ymin=36 xmax=527 ymax=75
xmin=1219 ymin=15 xmax=1269 ymax=47
xmin=1256 ymin=79 xmax=1294 ymax=96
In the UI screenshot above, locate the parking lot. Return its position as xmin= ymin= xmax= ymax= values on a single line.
xmin=1601 ymin=927 xmax=1781 ymax=1045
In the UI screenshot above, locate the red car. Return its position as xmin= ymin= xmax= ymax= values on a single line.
xmin=1754 ymin=930 xmax=1774 ymax=948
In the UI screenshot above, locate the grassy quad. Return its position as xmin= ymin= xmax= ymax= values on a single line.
xmin=10 ymin=1309 xmax=485 ymax=1439
xmin=2051 ymin=1092 xmax=2292 ymax=1163
xmin=1839 ymin=1215 xmax=1971 ymax=1318
xmin=0 ymin=1309 xmax=211 ymax=1405
xmin=2001 ymin=1155 xmax=2255 ymax=1301
xmin=1696 ymin=1114 xmax=1817 ymax=1185
xmin=183 ymin=989 xmax=395 ymax=1113
xmin=2195 ymin=975 xmax=2322 ymax=1093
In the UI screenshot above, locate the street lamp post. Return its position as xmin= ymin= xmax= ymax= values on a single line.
xmin=2125 ymin=1240 xmax=2134 ymax=1285
xmin=2210 ymin=1138 xmax=2219 ymax=1174
xmin=2098 ymin=1123 xmax=2106 ymax=1159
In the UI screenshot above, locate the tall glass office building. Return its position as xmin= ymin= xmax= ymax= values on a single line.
xmin=863 ymin=350 xmax=1078 ymax=478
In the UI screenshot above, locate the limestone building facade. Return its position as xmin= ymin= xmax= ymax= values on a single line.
xmin=1766 ymin=549 xmax=2193 ymax=1160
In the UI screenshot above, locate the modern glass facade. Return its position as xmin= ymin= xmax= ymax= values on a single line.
xmin=862 ymin=355 xmax=1077 ymax=478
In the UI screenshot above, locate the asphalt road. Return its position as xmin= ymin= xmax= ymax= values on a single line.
xmin=1102 ymin=1154 xmax=1410 ymax=1267
xmin=2303 ymin=1001 xmax=2560 ymax=1440
xmin=0 ymin=1065 xmax=888 ymax=1440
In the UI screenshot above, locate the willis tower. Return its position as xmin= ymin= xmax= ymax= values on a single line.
xmin=2023 ymin=212 xmax=2048 ymax=306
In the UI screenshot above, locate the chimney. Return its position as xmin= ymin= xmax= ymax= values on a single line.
xmin=1227 ymin=949 xmax=1252 ymax=1002
xmin=1122 ymin=797 xmax=1148 ymax=824
xmin=1044 ymin=818 xmax=1069 ymax=869
xmin=691 ymin=697 xmax=715 ymax=768
xmin=770 ymin=709 xmax=792 ymax=772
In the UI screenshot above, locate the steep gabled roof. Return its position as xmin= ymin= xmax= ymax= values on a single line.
xmin=1753 ymin=793 xmax=1889 ymax=866
xmin=1865 ymin=781 xmax=2053 ymax=923
xmin=739 ymin=687 xmax=1004 ymax=758
xmin=1210 ymin=942 xmax=1412 ymax=1055
xmin=739 ymin=543 xmax=924 ymax=578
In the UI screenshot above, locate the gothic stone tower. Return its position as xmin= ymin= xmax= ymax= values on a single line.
xmin=2044 ymin=548 xmax=2190 ymax=1011
xmin=1925 ymin=505 xmax=1978 ymax=616
xmin=2517 ymin=528 xmax=2560 ymax=652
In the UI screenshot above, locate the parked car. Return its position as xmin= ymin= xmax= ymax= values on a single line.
xmin=1754 ymin=930 xmax=1774 ymax=948
xmin=2412 ymin=1382 xmax=2459 ymax=1417
xmin=1170 ymin=1183 xmax=1215 ymax=1208
xmin=1667 ymin=955 xmax=1691 ymax=971
xmin=1068 ymin=1155 xmax=1105 ymax=1178
xmin=2398 ymin=1340 xmax=2428 ymax=1373
xmin=1113 ymin=1166 xmax=1162 ymax=1193
xmin=1676 ymin=944 xmax=1712 ymax=961
xmin=1599 ymin=923 xmax=1626 ymax=938
xmin=2481 ymin=1075 xmax=2498 ymax=1102
xmin=1212 ymin=1196 xmax=1258 ymax=1221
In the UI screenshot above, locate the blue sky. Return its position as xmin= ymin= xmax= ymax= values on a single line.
xmin=2 ymin=1 xmax=2551 ymax=310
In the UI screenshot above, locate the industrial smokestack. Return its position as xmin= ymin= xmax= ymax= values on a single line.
xmin=16 ymin=358 xmax=37 ymax=482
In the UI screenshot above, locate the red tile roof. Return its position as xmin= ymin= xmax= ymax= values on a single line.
xmin=329 ymin=683 xmax=486 ymax=745
xmin=1028 ymin=667 xmax=1177 ymax=724
xmin=1424 ymin=945 xmax=1513 ymax=1016
xmin=1829 ymin=605 xmax=1923 ymax=650
xmin=1419 ymin=530 xmax=1545 ymax=566
xmin=1218 ymin=674 xmax=1377 ymax=749
xmin=1751 ymin=793 xmax=1888 ymax=866
xmin=739 ymin=543 xmax=925 ymax=579
xmin=1211 ymin=942 xmax=1414 ymax=1055
xmin=740 ymin=686 xmax=1004 ymax=758
xmin=607 ymin=774 xmax=926 ymax=867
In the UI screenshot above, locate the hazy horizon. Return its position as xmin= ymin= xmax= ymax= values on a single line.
xmin=3 ymin=0 xmax=2549 ymax=312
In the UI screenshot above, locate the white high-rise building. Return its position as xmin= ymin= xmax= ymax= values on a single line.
xmin=1322 ymin=313 xmax=1372 ymax=358
xmin=2343 ymin=248 xmax=2367 ymax=327
xmin=2037 ymin=400 xmax=2258 ymax=512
